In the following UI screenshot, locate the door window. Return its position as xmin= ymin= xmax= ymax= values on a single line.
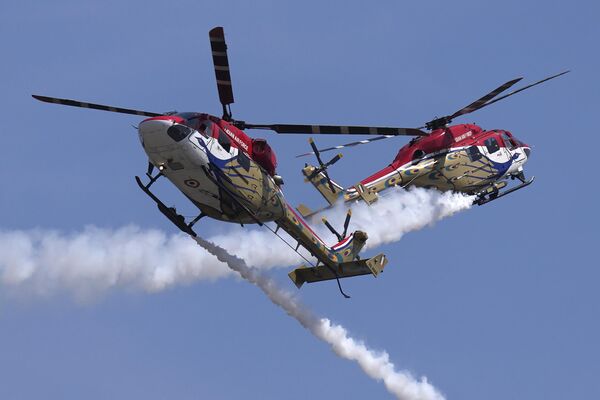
xmin=484 ymin=137 xmax=500 ymax=153
xmin=466 ymin=146 xmax=482 ymax=161
xmin=218 ymin=130 xmax=231 ymax=152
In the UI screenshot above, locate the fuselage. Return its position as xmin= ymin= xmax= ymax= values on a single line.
xmin=138 ymin=114 xmax=285 ymax=224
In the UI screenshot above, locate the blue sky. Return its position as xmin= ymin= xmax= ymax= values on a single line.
xmin=1 ymin=0 xmax=598 ymax=399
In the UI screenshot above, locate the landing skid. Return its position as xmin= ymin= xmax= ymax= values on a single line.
xmin=475 ymin=176 xmax=535 ymax=206
xmin=135 ymin=174 xmax=205 ymax=237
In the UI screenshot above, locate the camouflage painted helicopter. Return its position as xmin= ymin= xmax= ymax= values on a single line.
xmin=287 ymin=71 xmax=569 ymax=216
xmin=32 ymin=27 xmax=412 ymax=295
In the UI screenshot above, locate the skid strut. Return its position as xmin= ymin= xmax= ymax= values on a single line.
xmin=135 ymin=174 xmax=205 ymax=237
xmin=475 ymin=176 xmax=535 ymax=206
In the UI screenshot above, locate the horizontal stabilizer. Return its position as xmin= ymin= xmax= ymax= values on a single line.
xmin=288 ymin=253 xmax=388 ymax=289
xmin=296 ymin=203 xmax=314 ymax=219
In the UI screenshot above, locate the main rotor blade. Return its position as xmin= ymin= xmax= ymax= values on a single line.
xmin=467 ymin=70 xmax=570 ymax=111
xmin=209 ymin=27 xmax=235 ymax=109
xmin=296 ymin=135 xmax=395 ymax=157
xmin=448 ymin=77 xmax=523 ymax=120
xmin=243 ymin=123 xmax=427 ymax=136
xmin=32 ymin=95 xmax=163 ymax=117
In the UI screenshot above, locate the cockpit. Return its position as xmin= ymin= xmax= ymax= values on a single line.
xmin=168 ymin=112 xmax=278 ymax=176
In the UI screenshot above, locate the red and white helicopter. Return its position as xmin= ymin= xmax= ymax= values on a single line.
xmin=289 ymin=71 xmax=568 ymax=215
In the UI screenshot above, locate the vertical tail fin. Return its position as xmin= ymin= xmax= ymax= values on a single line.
xmin=330 ymin=230 xmax=368 ymax=263
xmin=302 ymin=164 xmax=344 ymax=205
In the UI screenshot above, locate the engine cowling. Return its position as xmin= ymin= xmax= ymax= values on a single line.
xmin=252 ymin=138 xmax=277 ymax=176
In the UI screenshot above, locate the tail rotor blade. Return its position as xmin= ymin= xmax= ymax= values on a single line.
xmin=309 ymin=137 xmax=325 ymax=166
xmin=322 ymin=169 xmax=337 ymax=193
xmin=32 ymin=95 xmax=163 ymax=117
xmin=341 ymin=210 xmax=352 ymax=238
xmin=209 ymin=27 xmax=235 ymax=119
xmin=324 ymin=153 xmax=343 ymax=168
xmin=322 ymin=217 xmax=343 ymax=242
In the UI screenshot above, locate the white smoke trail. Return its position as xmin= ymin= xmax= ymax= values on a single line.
xmin=211 ymin=186 xmax=474 ymax=262
xmin=0 ymin=226 xmax=231 ymax=299
xmin=320 ymin=186 xmax=475 ymax=249
xmin=0 ymin=187 xmax=473 ymax=297
xmin=194 ymin=236 xmax=445 ymax=400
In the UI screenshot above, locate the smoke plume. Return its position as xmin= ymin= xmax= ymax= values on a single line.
xmin=0 ymin=187 xmax=473 ymax=297
xmin=320 ymin=186 xmax=474 ymax=248
xmin=194 ymin=236 xmax=445 ymax=400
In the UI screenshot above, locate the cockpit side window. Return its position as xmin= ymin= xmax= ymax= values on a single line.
xmin=484 ymin=137 xmax=500 ymax=153
xmin=218 ymin=130 xmax=231 ymax=152
xmin=501 ymin=133 xmax=516 ymax=150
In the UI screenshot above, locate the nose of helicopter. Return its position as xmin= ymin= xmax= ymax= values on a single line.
xmin=139 ymin=116 xmax=188 ymax=148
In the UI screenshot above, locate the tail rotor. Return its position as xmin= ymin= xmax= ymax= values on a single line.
xmin=322 ymin=209 xmax=352 ymax=242
xmin=305 ymin=138 xmax=343 ymax=193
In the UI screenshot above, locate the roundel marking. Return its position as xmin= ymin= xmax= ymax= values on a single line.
xmin=184 ymin=179 xmax=200 ymax=188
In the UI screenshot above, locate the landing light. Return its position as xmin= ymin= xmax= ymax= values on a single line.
xmin=158 ymin=165 xmax=165 ymax=171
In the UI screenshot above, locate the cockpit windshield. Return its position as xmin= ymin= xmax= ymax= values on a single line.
xmin=196 ymin=120 xmax=212 ymax=138
xmin=167 ymin=124 xmax=193 ymax=142
xmin=181 ymin=116 xmax=212 ymax=138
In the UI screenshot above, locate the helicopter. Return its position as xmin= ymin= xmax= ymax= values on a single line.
xmin=32 ymin=26 xmax=435 ymax=296
xmin=287 ymin=71 xmax=569 ymax=216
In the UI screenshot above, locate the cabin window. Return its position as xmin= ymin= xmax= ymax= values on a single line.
xmin=466 ymin=146 xmax=482 ymax=161
xmin=501 ymin=133 xmax=516 ymax=150
xmin=237 ymin=151 xmax=250 ymax=171
xmin=218 ymin=130 xmax=231 ymax=152
xmin=167 ymin=124 xmax=192 ymax=142
xmin=412 ymin=149 xmax=426 ymax=161
xmin=484 ymin=137 xmax=500 ymax=154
